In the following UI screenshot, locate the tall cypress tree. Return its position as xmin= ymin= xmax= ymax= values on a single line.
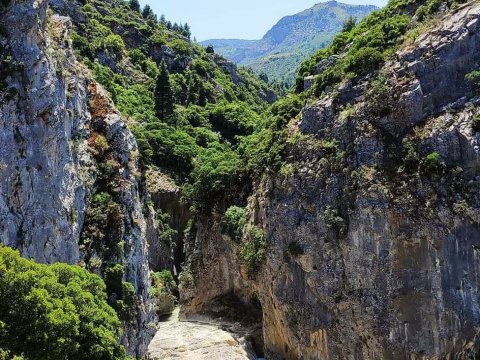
xmin=129 ymin=0 xmax=140 ymax=12
xmin=155 ymin=60 xmax=174 ymax=121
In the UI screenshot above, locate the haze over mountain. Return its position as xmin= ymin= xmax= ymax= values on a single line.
xmin=202 ymin=1 xmax=377 ymax=85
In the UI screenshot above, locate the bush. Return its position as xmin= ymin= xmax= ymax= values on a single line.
xmin=421 ymin=151 xmax=442 ymax=174
xmin=105 ymin=264 xmax=136 ymax=321
xmin=187 ymin=143 xmax=241 ymax=210
xmin=223 ymin=206 xmax=247 ymax=240
xmin=466 ymin=70 xmax=480 ymax=93
xmin=102 ymin=34 xmax=126 ymax=53
xmin=345 ymin=47 xmax=384 ymax=76
xmin=150 ymin=271 xmax=177 ymax=315
xmin=240 ymin=226 xmax=266 ymax=276
xmin=0 ymin=245 xmax=126 ymax=359
xmin=207 ymin=102 xmax=260 ymax=144
xmin=324 ymin=206 xmax=347 ymax=238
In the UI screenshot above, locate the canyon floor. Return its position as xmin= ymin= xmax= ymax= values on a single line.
xmin=147 ymin=308 xmax=258 ymax=359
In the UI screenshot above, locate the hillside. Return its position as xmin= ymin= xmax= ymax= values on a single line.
xmin=202 ymin=1 xmax=377 ymax=85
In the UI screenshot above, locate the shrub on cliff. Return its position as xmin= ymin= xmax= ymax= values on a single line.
xmin=223 ymin=206 xmax=247 ymax=240
xmin=0 ymin=245 xmax=126 ymax=360
xmin=240 ymin=226 xmax=266 ymax=275
xmin=150 ymin=271 xmax=177 ymax=315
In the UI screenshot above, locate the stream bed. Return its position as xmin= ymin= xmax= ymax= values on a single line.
xmin=147 ymin=307 xmax=258 ymax=359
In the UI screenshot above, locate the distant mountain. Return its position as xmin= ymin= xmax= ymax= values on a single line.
xmin=201 ymin=1 xmax=378 ymax=85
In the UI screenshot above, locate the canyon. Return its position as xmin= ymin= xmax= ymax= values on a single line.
xmin=0 ymin=0 xmax=480 ymax=359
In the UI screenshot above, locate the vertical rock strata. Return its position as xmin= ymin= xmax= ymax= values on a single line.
xmin=0 ymin=0 xmax=155 ymax=355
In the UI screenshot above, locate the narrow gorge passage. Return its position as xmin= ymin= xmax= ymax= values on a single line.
xmin=147 ymin=307 xmax=260 ymax=360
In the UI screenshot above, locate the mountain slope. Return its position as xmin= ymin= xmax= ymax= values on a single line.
xmin=202 ymin=1 xmax=377 ymax=85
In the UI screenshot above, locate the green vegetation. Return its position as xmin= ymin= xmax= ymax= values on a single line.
xmin=240 ymin=226 xmax=266 ymax=276
xmin=203 ymin=2 xmax=376 ymax=85
xmin=150 ymin=271 xmax=177 ymax=315
xmin=421 ymin=151 xmax=443 ymax=174
xmin=324 ymin=206 xmax=347 ymax=238
xmin=70 ymin=0 xmax=286 ymax=215
xmin=104 ymin=264 xmax=136 ymax=321
xmin=222 ymin=206 xmax=247 ymax=240
xmin=0 ymin=245 xmax=126 ymax=360
xmin=466 ymin=70 xmax=480 ymax=93
xmin=154 ymin=60 xmax=174 ymax=121
xmin=295 ymin=0 xmax=451 ymax=95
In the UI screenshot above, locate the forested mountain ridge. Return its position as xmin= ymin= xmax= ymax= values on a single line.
xmin=202 ymin=1 xmax=377 ymax=85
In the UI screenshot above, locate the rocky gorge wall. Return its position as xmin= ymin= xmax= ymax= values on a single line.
xmin=0 ymin=0 xmax=159 ymax=355
xmin=182 ymin=3 xmax=480 ymax=360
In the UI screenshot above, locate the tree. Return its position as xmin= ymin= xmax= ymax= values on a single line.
xmin=129 ymin=0 xmax=140 ymax=12
xmin=0 ymin=245 xmax=127 ymax=360
xmin=155 ymin=61 xmax=174 ymax=121
xmin=342 ymin=16 xmax=357 ymax=32
xmin=206 ymin=45 xmax=215 ymax=54
xmin=142 ymin=4 xmax=155 ymax=19
xmin=182 ymin=23 xmax=191 ymax=39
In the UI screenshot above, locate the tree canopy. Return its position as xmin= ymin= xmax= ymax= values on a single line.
xmin=0 ymin=245 xmax=127 ymax=360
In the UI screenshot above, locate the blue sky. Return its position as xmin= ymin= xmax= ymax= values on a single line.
xmin=139 ymin=0 xmax=389 ymax=42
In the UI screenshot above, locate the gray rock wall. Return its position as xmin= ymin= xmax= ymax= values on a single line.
xmin=0 ymin=0 xmax=157 ymax=356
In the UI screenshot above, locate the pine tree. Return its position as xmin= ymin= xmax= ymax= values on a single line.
xmin=142 ymin=4 xmax=154 ymax=19
xmin=129 ymin=0 xmax=140 ymax=12
xmin=183 ymin=23 xmax=191 ymax=39
xmin=155 ymin=61 xmax=174 ymax=121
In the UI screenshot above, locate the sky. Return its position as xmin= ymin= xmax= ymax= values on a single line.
xmin=139 ymin=0 xmax=389 ymax=42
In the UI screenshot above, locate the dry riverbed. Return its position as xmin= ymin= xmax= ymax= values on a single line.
xmin=147 ymin=308 xmax=258 ymax=360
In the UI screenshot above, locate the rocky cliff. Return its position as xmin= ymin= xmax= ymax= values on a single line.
xmin=0 ymin=0 xmax=158 ymax=355
xmin=183 ymin=2 xmax=480 ymax=359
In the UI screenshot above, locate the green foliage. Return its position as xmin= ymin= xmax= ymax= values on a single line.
xmin=71 ymin=0 xmax=278 ymax=213
xmin=207 ymin=102 xmax=260 ymax=144
xmin=324 ymin=206 xmax=347 ymax=238
xmin=421 ymin=151 xmax=443 ymax=174
xmin=150 ymin=271 xmax=177 ymax=315
xmin=0 ymin=245 xmax=126 ymax=359
xmin=342 ymin=16 xmax=357 ymax=33
xmin=345 ymin=47 xmax=383 ymax=75
xmin=186 ymin=143 xmax=241 ymax=210
xmin=105 ymin=265 xmax=136 ymax=321
xmin=80 ymin=192 xmax=124 ymax=263
xmin=223 ymin=206 xmax=247 ymax=240
xmin=466 ymin=71 xmax=480 ymax=93
xmin=297 ymin=0 xmax=413 ymax=94
xmin=240 ymin=226 xmax=266 ymax=276
xmin=155 ymin=61 xmax=174 ymax=121
xmin=129 ymin=0 xmax=140 ymax=12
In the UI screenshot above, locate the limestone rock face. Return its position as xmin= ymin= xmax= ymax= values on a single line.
xmin=0 ymin=0 xmax=156 ymax=356
xmin=183 ymin=3 xmax=480 ymax=360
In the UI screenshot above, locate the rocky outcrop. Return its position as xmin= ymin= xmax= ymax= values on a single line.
xmin=0 ymin=0 xmax=157 ymax=356
xmin=183 ymin=3 xmax=480 ymax=360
